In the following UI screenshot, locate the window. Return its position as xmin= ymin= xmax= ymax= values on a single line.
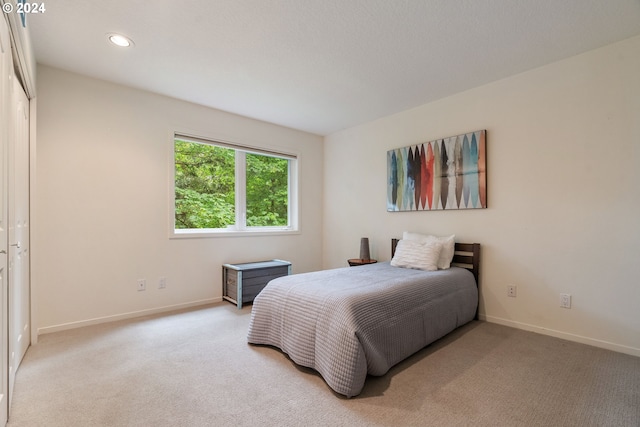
xmin=172 ymin=134 xmax=298 ymax=236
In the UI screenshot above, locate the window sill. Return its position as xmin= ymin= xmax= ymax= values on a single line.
xmin=170 ymin=228 xmax=300 ymax=239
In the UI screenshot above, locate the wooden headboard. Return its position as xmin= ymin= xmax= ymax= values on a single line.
xmin=391 ymin=238 xmax=481 ymax=286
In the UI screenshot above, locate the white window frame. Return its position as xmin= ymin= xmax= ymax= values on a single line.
xmin=170 ymin=132 xmax=299 ymax=238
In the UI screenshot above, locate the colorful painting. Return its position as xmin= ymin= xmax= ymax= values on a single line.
xmin=387 ymin=130 xmax=486 ymax=211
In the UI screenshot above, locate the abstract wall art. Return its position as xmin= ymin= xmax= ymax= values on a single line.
xmin=387 ymin=130 xmax=486 ymax=211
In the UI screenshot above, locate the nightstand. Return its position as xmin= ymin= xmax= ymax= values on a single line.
xmin=347 ymin=259 xmax=377 ymax=267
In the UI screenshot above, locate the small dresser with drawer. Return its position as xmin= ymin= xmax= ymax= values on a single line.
xmin=222 ymin=259 xmax=291 ymax=309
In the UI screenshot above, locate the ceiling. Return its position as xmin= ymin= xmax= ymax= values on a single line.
xmin=28 ymin=0 xmax=640 ymax=136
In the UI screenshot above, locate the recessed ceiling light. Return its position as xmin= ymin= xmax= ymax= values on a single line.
xmin=107 ymin=33 xmax=134 ymax=48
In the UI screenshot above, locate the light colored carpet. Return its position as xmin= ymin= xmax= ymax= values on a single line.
xmin=8 ymin=303 xmax=640 ymax=426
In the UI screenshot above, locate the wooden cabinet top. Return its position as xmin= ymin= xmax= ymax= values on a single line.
xmin=223 ymin=259 xmax=291 ymax=271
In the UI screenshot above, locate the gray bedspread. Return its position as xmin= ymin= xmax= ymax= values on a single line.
xmin=247 ymin=262 xmax=478 ymax=397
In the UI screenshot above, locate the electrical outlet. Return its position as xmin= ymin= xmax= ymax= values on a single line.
xmin=507 ymin=285 xmax=517 ymax=297
xmin=137 ymin=279 xmax=146 ymax=291
xmin=560 ymin=293 xmax=571 ymax=308
xmin=159 ymin=277 xmax=166 ymax=289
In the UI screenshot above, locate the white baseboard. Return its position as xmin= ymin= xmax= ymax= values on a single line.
xmin=479 ymin=314 xmax=640 ymax=358
xmin=36 ymin=305 xmax=640 ymax=358
xmin=37 ymin=298 xmax=222 ymax=336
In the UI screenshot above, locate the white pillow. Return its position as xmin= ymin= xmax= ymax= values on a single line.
xmin=402 ymin=232 xmax=455 ymax=269
xmin=390 ymin=239 xmax=441 ymax=271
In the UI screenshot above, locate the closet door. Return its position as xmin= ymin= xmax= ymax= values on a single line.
xmin=8 ymin=74 xmax=30 ymax=410
xmin=0 ymin=10 xmax=11 ymax=426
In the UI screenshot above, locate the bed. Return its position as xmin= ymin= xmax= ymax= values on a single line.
xmin=247 ymin=238 xmax=480 ymax=397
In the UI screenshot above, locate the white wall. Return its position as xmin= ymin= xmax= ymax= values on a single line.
xmin=35 ymin=65 xmax=324 ymax=333
xmin=323 ymin=36 xmax=640 ymax=356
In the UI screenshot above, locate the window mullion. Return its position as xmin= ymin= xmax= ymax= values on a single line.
xmin=235 ymin=151 xmax=247 ymax=229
